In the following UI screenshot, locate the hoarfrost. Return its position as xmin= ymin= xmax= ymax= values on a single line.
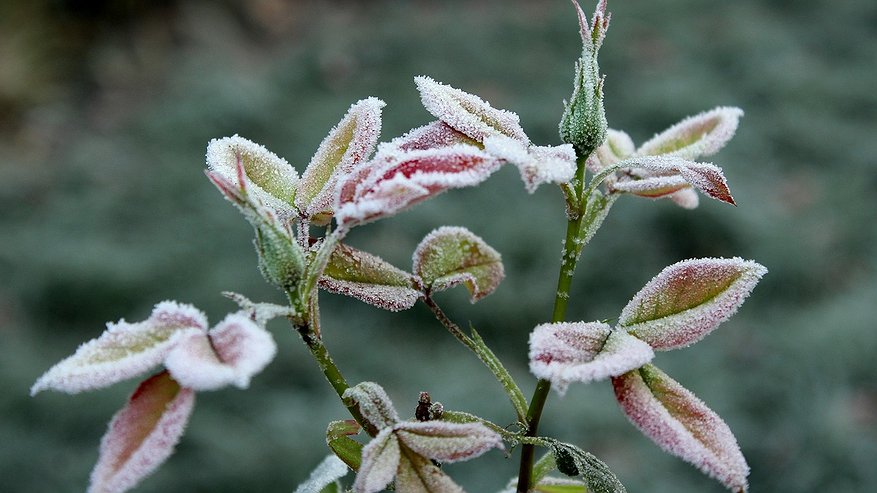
xmin=613 ymin=155 xmax=736 ymax=205
xmin=483 ymin=135 xmax=576 ymax=193
xmin=636 ymin=107 xmax=743 ymax=160
xmin=342 ymin=382 xmax=400 ymax=430
xmin=394 ymin=421 xmax=503 ymax=463
xmin=293 ymin=455 xmax=349 ymax=493
xmin=394 ymin=450 xmax=465 ymax=493
xmin=382 ymin=120 xmax=477 ymax=153
xmin=353 ymin=428 xmax=400 ymax=493
xmin=412 ymin=226 xmax=504 ymax=302
xmin=320 ymin=242 xmax=420 ymax=311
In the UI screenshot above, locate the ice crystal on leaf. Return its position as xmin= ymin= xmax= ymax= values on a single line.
xmin=206 ymin=135 xmax=298 ymax=218
xmin=415 ymin=76 xmax=528 ymax=144
xmin=612 ymin=364 xmax=749 ymax=492
xmin=335 ymin=145 xmax=500 ymax=228
xmin=293 ymin=455 xmax=350 ymax=493
xmin=636 ymin=107 xmax=743 ymax=160
xmin=89 ymin=371 xmax=195 ymax=493
xmin=320 ymin=242 xmax=420 ymax=311
xmin=483 ymin=135 xmax=577 ymax=193
xmin=384 ymin=120 xmax=478 ymax=153
xmin=610 ymin=155 xmax=736 ymax=206
xmin=528 ymin=322 xmax=653 ymax=395
xmin=31 ymin=301 xmax=207 ymax=395
xmin=618 ymin=258 xmax=767 ymax=351
xmin=394 ymin=421 xmax=503 ymax=463
xmin=413 ymin=226 xmax=504 ymax=302
xmin=296 ymin=98 xmax=386 ymax=224
xmin=164 ymin=312 xmax=277 ymax=391
xmin=342 ymin=382 xmax=400 ymax=431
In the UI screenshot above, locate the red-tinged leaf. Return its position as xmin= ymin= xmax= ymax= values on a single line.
xmin=353 ymin=428 xmax=400 ymax=493
xmin=31 ymin=302 xmax=207 ymax=395
xmin=618 ymin=258 xmax=767 ymax=350
xmin=206 ymin=135 xmax=299 ymax=216
xmin=296 ymin=98 xmax=385 ymax=224
xmin=613 ymin=156 xmax=736 ymax=205
xmin=612 ymin=365 xmax=749 ymax=492
xmin=528 ymin=322 xmax=653 ymax=395
xmin=414 ymin=75 xmax=528 ymax=144
xmin=89 ymin=371 xmax=195 ymax=493
xmin=335 ymin=145 xmax=500 ymax=227
xmin=636 ymin=107 xmax=743 ymax=160
xmin=413 ymin=226 xmax=504 ymax=303
xmin=483 ymin=135 xmax=576 ymax=193
xmin=327 ymin=420 xmax=364 ymax=471
xmin=395 ymin=448 xmax=464 ymax=493
xmin=383 ymin=120 xmax=478 ymax=153
xmin=320 ymin=243 xmax=420 ymax=312
xmin=342 ymin=382 xmax=400 ymax=431
xmin=394 ymin=421 xmax=503 ymax=463
xmin=610 ymin=175 xmax=690 ymax=198
xmin=164 ymin=313 xmax=277 ymax=391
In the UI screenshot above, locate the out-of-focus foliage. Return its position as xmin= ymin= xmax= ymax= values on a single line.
xmin=2 ymin=1 xmax=875 ymax=492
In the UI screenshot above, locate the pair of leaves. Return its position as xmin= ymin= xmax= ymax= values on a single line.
xmin=319 ymin=226 xmax=504 ymax=311
xmin=342 ymin=382 xmax=503 ymax=493
xmin=32 ymin=301 xmax=279 ymax=493
xmin=529 ymin=258 xmax=766 ymax=491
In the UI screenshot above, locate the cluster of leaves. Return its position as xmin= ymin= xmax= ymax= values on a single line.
xmin=31 ymin=1 xmax=767 ymax=493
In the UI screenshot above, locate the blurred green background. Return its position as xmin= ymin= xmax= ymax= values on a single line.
xmin=2 ymin=0 xmax=875 ymax=491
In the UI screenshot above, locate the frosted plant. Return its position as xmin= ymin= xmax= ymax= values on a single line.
xmin=32 ymin=2 xmax=767 ymax=492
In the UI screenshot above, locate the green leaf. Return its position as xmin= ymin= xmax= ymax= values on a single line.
xmin=320 ymin=242 xmax=420 ymax=311
xmin=327 ymin=420 xmax=364 ymax=472
xmin=469 ymin=327 xmax=528 ymax=420
xmin=413 ymin=226 xmax=504 ymax=302
xmin=549 ymin=440 xmax=627 ymax=493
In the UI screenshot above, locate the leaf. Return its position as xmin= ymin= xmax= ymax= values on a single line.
xmin=164 ymin=312 xmax=277 ymax=391
xmin=533 ymin=477 xmax=589 ymax=493
xmin=412 ymin=226 xmax=504 ymax=302
xmin=550 ymin=441 xmax=627 ymax=493
xmin=88 ymin=371 xmax=195 ymax=493
xmin=327 ymin=420 xmax=364 ymax=472
xmin=335 ymin=146 xmax=500 ymax=228
xmin=383 ymin=120 xmax=478 ymax=153
xmin=612 ymin=364 xmax=749 ymax=492
xmin=206 ymin=135 xmax=299 ymax=216
xmin=469 ymin=327 xmax=529 ymax=420
xmin=610 ymin=155 xmax=736 ymax=205
xmin=414 ymin=76 xmax=528 ymax=144
xmin=353 ymin=428 xmax=400 ymax=493
xmin=294 ymin=455 xmax=350 ymax=493
xmin=320 ymin=242 xmax=420 ymax=311
xmin=528 ymin=322 xmax=653 ymax=395
xmin=31 ymin=302 xmax=207 ymax=395
xmin=587 ymin=128 xmax=634 ymax=173
xmin=636 ymin=107 xmax=743 ymax=160
xmin=394 ymin=421 xmax=503 ymax=463
xmin=296 ymin=98 xmax=386 ymax=224
xmin=222 ymin=291 xmax=299 ymax=325
xmin=483 ymin=135 xmax=577 ymax=193
xmin=395 ymin=447 xmax=464 ymax=493
xmin=618 ymin=258 xmax=767 ymax=350
xmin=342 ymin=382 xmax=400 ymax=431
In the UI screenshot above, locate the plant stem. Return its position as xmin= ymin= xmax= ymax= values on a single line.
xmin=516 ymin=156 xmax=589 ymax=492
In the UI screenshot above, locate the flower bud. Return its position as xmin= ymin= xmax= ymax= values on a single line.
xmin=255 ymin=224 xmax=306 ymax=291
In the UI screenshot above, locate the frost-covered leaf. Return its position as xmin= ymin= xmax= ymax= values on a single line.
xmin=395 ymin=449 xmax=464 ymax=493
xmin=342 ymin=382 xmax=400 ymax=431
xmin=320 ymin=243 xmax=420 ymax=311
xmin=415 ymin=76 xmax=528 ymax=144
xmin=294 ymin=455 xmax=350 ymax=493
xmin=394 ymin=421 xmax=503 ymax=463
xmin=336 ymin=145 xmax=500 ymax=227
xmin=383 ymin=120 xmax=478 ymax=152
xmin=222 ymin=291 xmax=298 ymax=325
xmin=327 ymin=420 xmax=364 ymax=471
xmin=31 ymin=302 xmax=207 ymax=395
xmin=611 ymin=155 xmax=736 ymax=205
xmin=296 ymin=98 xmax=385 ymax=224
xmin=550 ymin=440 xmax=626 ymax=493
xmin=164 ymin=312 xmax=277 ymax=391
xmin=353 ymin=428 xmax=400 ymax=493
xmin=206 ymin=135 xmax=298 ymax=216
xmin=483 ymin=135 xmax=577 ymax=193
xmin=89 ymin=371 xmax=195 ymax=493
xmin=528 ymin=322 xmax=653 ymax=395
xmin=618 ymin=258 xmax=767 ymax=350
xmin=636 ymin=107 xmax=743 ymax=160
xmin=413 ymin=226 xmax=504 ymax=302
xmin=612 ymin=364 xmax=749 ymax=492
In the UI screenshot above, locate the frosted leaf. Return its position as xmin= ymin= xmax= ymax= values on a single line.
xmin=296 ymin=98 xmax=386 ymax=224
xmin=550 ymin=440 xmax=627 ymax=493
xmin=382 ymin=120 xmax=478 ymax=153
xmin=528 ymin=322 xmax=653 ymax=395
xmin=354 ymin=428 xmax=400 ymax=493
xmin=613 ymin=155 xmax=736 ymax=205
xmin=294 ymin=455 xmax=349 ymax=493
xmin=414 ymin=75 xmax=528 ymax=144
xmin=483 ymin=135 xmax=577 ymax=193
xmin=222 ymin=291 xmax=297 ymax=325
xmin=31 ymin=301 xmax=207 ymax=395
xmin=589 ymin=128 xmax=634 ymax=173
xmin=327 ymin=419 xmax=364 ymax=471
xmin=320 ymin=242 xmax=420 ymax=311
xmin=89 ymin=371 xmax=195 ymax=493
xmin=618 ymin=258 xmax=767 ymax=351
xmin=206 ymin=135 xmax=298 ymax=217
xmin=394 ymin=421 xmax=503 ymax=463
xmin=395 ymin=450 xmax=465 ymax=493
xmin=668 ymin=188 xmax=700 ymax=209
xmin=610 ymin=175 xmax=690 ymax=198
xmin=612 ymin=365 xmax=749 ymax=492
xmin=636 ymin=107 xmax=743 ymax=160
xmin=164 ymin=312 xmax=277 ymax=391
xmin=336 ymin=145 xmax=501 ymax=227
xmin=342 ymin=382 xmax=400 ymax=430
xmin=412 ymin=226 xmax=504 ymax=303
